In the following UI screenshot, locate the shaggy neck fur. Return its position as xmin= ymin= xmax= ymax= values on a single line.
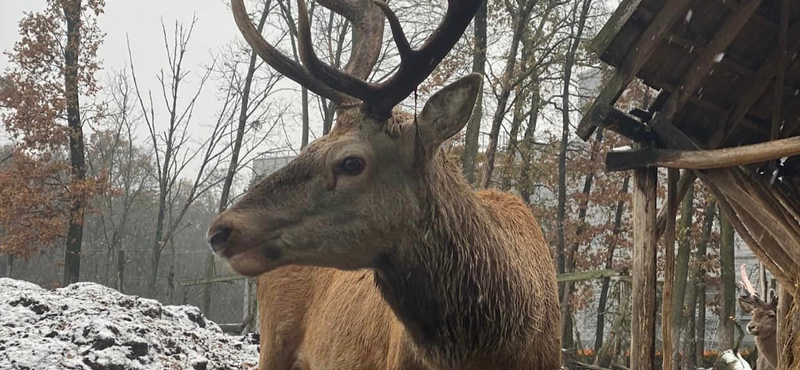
xmin=757 ymin=332 xmax=777 ymax=366
xmin=372 ymin=152 xmax=539 ymax=368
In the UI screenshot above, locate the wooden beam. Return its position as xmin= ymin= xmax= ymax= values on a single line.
xmin=662 ymin=31 xmax=755 ymax=77
xmin=557 ymin=268 xmax=628 ymax=283
xmin=772 ymin=0 xmax=788 ymax=142
xmin=710 ymin=0 xmax=778 ymax=32
xmin=576 ymin=0 xmax=694 ymax=140
xmin=591 ymin=104 xmax=659 ymax=143
xmin=660 ymin=0 xmax=765 ymax=119
xmin=606 ymin=136 xmax=800 ymax=171
xmin=714 ymin=17 xmax=800 ymax=146
xmin=661 ymin=169 xmax=678 ymax=370
xmin=631 ymin=163 xmax=658 ymax=370
xmin=589 ymin=0 xmax=645 ymax=56
xmin=648 ymin=112 xmax=702 ymax=150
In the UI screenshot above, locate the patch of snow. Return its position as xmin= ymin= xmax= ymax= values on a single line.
xmin=0 ymin=278 xmax=258 ymax=370
xmin=685 ymin=9 xmax=693 ymax=23
xmin=714 ymin=52 xmax=725 ymax=63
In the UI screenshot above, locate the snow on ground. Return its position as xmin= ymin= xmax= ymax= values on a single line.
xmin=0 ymin=278 xmax=258 ymax=370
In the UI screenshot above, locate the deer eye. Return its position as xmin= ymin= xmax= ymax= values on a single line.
xmin=339 ymin=157 xmax=365 ymax=175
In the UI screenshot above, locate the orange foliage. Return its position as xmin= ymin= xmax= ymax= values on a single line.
xmin=0 ymin=0 xmax=107 ymax=258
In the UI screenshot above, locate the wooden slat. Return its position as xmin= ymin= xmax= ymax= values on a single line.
xmin=589 ymin=0 xmax=645 ymax=56
xmin=576 ymin=0 xmax=694 ymax=140
xmin=714 ymin=18 xmax=800 ymax=146
xmin=773 ymin=0 xmax=789 ymax=141
xmin=662 ymin=31 xmax=755 ymax=77
xmin=710 ymin=0 xmax=779 ymax=32
xmin=631 ymin=162 xmax=658 ymax=370
xmin=606 ymin=135 xmax=800 ymax=171
xmin=660 ymin=0 xmax=766 ymax=119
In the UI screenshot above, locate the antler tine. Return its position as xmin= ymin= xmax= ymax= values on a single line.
xmin=740 ymin=264 xmax=761 ymax=301
xmin=298 ymin=0 xmax=483 ymax=116
xmin=296 ymin=0 xmax=380 ymax=104
xmin=367 ymin=0 xmax=483 ymax=114
xmin=315 ymin=0 xmax=385 ymax=80
xmin=231 ymin=0 xmax=349 ymax=103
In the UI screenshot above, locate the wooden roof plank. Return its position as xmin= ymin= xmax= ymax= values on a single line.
xmin=773 ymin=0 xmax=789 ymax=141
xmin=577 ymin=0 xmax=695 ymax=140
xmin=714 ymin=19 xmax=800 ymax=146
xmin=660 ymin=0 xmax=766 ymax=119
xmin=589 ymin=0 xmax=645 ymax=57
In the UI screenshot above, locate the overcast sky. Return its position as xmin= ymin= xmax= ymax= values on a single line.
xmin=1 ymin=0 xmax=295 ymax=157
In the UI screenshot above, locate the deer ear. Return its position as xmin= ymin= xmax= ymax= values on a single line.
xmin=416 ymin=73 xmax=482 ymax=157
xmin=769 ymin=289 xmax=779 ymax=307
xmin=738 ymin=297 xmax=756 ymax=313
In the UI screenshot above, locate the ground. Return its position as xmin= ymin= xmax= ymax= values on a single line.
xmin=0 ymin=278 xmax=258 ymax=370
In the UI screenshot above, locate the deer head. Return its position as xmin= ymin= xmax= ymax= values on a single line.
xmin=208 ymin=0 xmax=483 ymax=276
xmin=738 ymin=264 xmax=778 ymax=339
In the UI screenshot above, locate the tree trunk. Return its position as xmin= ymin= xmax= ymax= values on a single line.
xmin=206 ymin=1 xmax=271 ymax=311
xmin=553 ymin=0 xmax=593 ymax=350
xmin=301 ymin=87 xmax=309 ymax=148
xmin=561 ymin=128 xmax=603 ymax=348
xmin=63 ymin=0 xmax=87 ymax=287
xmin=461 ymin=0 xmax=486 ymax=184
xmin=480 ymin=0 xmax=540 ymax=189
xmin=518 ymin=88 xmax=540 ymax=203
xmin=694 ymin=202 xmax=715 ymax=367
xmin=594 ymin=174 xmax=630 ymax=356
xmin=718 ymin=208 xmax=736 ymax=349
xmin=695 ymin=283 xmax=706 ymax=367
xmin=670 ymin=183 xmax=695 ymax=369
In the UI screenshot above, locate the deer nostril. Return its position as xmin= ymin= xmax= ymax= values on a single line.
xmin=208 ymin=226 xmax=233 ymax=252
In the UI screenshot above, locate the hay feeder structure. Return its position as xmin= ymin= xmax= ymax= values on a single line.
xmin=579 ymin=0 xmax=800 ymax=368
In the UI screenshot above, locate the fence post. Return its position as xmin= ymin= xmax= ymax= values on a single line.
xmin=117 ymin=250 xmax=124 ymax=293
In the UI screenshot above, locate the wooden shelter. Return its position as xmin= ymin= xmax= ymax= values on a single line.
xmin=578 ymin=0 xmax=800 ymax=368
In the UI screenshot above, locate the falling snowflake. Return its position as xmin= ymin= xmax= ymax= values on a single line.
xmin=685 ymin=9 xmax=693 ymax=23
xmin=713 ymin=52 xmax=725 ymax=62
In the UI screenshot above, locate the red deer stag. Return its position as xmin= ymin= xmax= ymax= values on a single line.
xmin=738 ymin=264 xmax=777 ymax=368
xmin=208 ymin=0 xmax=561 ymax=368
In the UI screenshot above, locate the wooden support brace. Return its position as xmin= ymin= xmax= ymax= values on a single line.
xmin=590 ymin=104 xmax=658 ymax=143
xmin=606 ymin=135 xmax=800 ymax=171
xmin=576 ymin=0 xmax=694 ymax=140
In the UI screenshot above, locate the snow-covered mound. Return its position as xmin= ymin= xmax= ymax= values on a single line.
xmin=0 ymin=278 xmax=258 ymax=370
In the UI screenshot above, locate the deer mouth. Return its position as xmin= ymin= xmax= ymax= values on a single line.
xmin=217 ymin=233 xmax=285 ymax=276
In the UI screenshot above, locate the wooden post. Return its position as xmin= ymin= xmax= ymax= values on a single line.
xmin=631 ymin=165 xmax=658 ymax=370
xmin=117 ymin=250 xmax=124 ymax=293
xmin=661 ymin=169 xmax=678 ymax=370
xmin=777 ymin=285 xmax=793 ymax=369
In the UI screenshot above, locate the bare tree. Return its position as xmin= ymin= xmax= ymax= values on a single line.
xmin=84 ymin=69 xmax=152 ymax=288
xmin=128 ymin=18 xmax=233 ymax=298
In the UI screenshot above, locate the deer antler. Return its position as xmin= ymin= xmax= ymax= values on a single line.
xmin=230 ymin=0 xmax=384 ymax=105
xmin=297 ymin=0 xmax=483 ymax=116
xmin=233 ymin=0 xmax=483 ymax=118
xmin=739 ymin=264 xmax=761 ymax=303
